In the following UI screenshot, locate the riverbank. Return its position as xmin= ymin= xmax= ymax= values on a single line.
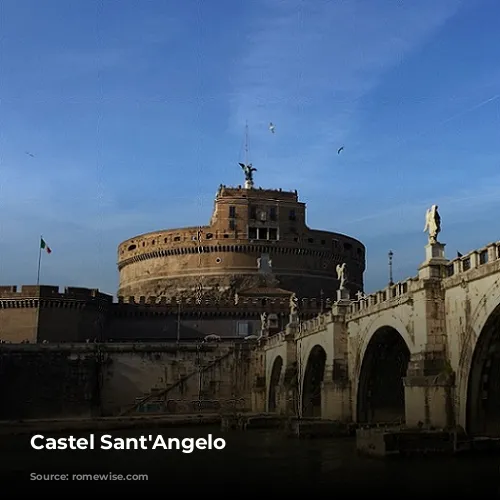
xmin=0 ymin=413 xmax=222 ymax=435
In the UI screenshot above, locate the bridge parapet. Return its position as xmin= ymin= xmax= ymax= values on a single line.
xmin=346 ymin=276 xmax=419 ymax=320
xmin=444 ymin=241 xmax=500 ymax=283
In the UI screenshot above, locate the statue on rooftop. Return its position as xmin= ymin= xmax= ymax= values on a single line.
xmin=239 ymin=162 xmax=257 ymax=183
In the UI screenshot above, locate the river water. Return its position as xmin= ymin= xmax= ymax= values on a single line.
xmin=2 ymin=425 xmax=499 ymax=493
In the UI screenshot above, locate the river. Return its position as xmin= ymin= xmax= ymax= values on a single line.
xmin=1 ymin=425 xmax=499 ymax=493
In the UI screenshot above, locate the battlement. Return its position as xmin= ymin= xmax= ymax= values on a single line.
xmin=0 ymin=285 xmax=112 ymax=302
xmin=113 ymin=294 xmax=331 ymax=315
xmin=217 ymin=185 xmax=298 ymax=201
xmin=116 ymin=295 xmax=331 ymax=306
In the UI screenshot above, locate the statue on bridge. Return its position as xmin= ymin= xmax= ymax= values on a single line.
xmin=355 ymin=290 xmax=366 ymax=300
xmin=289 ymin=293 xmax=299 ymax=324
xmin=424 ymin=205 xmax=441 ymax=244
xmin=336 ymin=262 xmax=348 ymax=289
xmin=260 ymin=312 xmax=269 ymax=336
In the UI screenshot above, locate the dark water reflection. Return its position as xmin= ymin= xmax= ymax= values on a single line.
xmin=1 ymin=425 xmax=499 ymax=492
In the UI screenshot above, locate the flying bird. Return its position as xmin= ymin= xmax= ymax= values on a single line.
xmin=25 ymin=152 xmax=35 ymax=157
xmin=269 ymin=122 xmax=275 ymax=134
xmin=337 ymin=146 xmax=344 ymax=155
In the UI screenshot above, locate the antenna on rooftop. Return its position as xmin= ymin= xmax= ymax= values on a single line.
xmin=238 ymin=120 xmax=257 ymax=189
xmin=244 ymin=120 xmax=249 ymax=165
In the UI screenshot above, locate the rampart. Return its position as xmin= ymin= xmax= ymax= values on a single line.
xmin=0 ymin=286 xmax=330 ymax=342
xmin=0 ymin=342 xmax=255 ymax=419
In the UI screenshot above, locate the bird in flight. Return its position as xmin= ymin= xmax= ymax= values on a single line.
xmin=25 ymin=151 xmax=35 ymax=157
xmin=269 ymin=122 xmax=275 ymax=134
xmin=337 ymin=146 xmax=344 ymax=155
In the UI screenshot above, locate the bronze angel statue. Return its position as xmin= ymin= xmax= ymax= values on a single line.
xmin=239 ymin=162 xmax=257 ymax=182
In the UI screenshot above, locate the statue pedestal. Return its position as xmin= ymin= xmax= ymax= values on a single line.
xmin=419 ymin=242 xmax=448 ymax=279
xmin=424 ymin=241 xmax=446 ymax=262
xmin=336 ymin=288 xmax=350 ymax=302
xmin=244 ymin=180 xmax=253 ymax=189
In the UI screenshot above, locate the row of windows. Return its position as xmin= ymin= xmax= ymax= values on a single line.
xmin=228 ymin=205 xmax=296 ymax=222
xmin=125 ymin=234 xmax=362 ymax=255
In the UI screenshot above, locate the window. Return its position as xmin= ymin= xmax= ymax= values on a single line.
xmin=269 ymin=207 xmax=277 ymax=221
xmin=229 ymin=206 xmax=236 ymax=218
xmin=128 ymin=244 xmax=136 ymax=251
xmin=289 ymin=209 xmax=296 ymax=221
xmin=308 ymin=238 xmax=314 ymax=243
xmin=344 ymin=242 xmax=352 ymax=251
xmin=249 ymin=227 xmax=257 ymax=239
xmin=206 ymin=233 xmax=213 ymax=239
xmin=479 ymin=250 xmax=488 ymax=265
xmin=269 ymin=228 xmax=278 ymax=240
xmin=229 ymin=219 xmax=235 ymax=230
xmin=174 ymin=236 xmax=181 ymax=242
xmin=237 ymin=321 xmax=252 ymax=336
xmin=258 ymin=228 xmax=268 ymax=240
xmin=250 ymin=206 xmax=257 ymax=219
xmin=223 ymin=233 xmax=229 ymax=238
xmin=321 ymin=240 xmax=326 ymax=245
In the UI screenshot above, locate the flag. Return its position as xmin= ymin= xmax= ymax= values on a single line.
xmin=41 ymin=238 xmax=52 ymax=254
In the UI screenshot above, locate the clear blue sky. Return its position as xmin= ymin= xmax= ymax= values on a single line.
xmin=1 ymin=0 xmax=499 ymax=296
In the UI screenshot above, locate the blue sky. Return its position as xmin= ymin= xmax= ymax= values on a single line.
xmin=1 ymin=0 xmax=499 ymax=296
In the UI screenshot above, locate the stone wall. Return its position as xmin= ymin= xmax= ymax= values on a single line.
xmin=0 ymin=342 xmax=254 ymax=420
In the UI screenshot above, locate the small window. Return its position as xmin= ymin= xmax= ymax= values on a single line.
xmin=229 ymin=206 xmax=236 ymax=218
xmin=479 ymin=250 xmax=488 ymax=265
xmin=206 ymin=233 xmax=213 ymax=239
xmin=293 ymin=237 xmax=298 ymax=242
xmin=308 ymin=238 xmax=314 ymax=243
xmin=128 ymin=244 xmax=137 ymax=251
xmin=249 ymin=227 xmax=257 ymax=239
xmin=269 ymin=207 xmax=277 ymax=221
xmin=164 ymin=238 xmax=168 ymax=243
xmin=269 ymin=228 xmax=278 ymax=240
xmin=250 ymin=206 xmax=257 ymax=219
xmin=258 ymin=228 xmax=268 ymax=240
xmin=229 ymin=219 xmax=235 ymax=230
xmin=321 ymin=240 xmax=326 ymax=245
xmin=344 ymin=242 xmax=352 ymax=251
xmin=289 ymin=209 xmax=296 ymax=221
xmin=174 ymin=236 xmax=181 ymax=242
xmin=152 ymin=240 xmax=155 ymax=245
xmin=237 ymin=322 xmax=251 ymax=336
xmin=223 ymin=233 xmax=229 ymax=238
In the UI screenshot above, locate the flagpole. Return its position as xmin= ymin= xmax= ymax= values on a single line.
xmin=36 ymin=235 xmax=43 ymax=286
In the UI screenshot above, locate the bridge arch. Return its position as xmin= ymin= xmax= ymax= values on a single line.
xmin=268 ymin=356 xmax=283 ymax=412
xmin=354 ymin=316 xmax=413 ymax=424
xmin=459 ymin=286 xmax=500 ymax=436
xmin=301 ymin=344 xmax=327 ymax=417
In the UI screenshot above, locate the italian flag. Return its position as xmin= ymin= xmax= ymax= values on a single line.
xmin=40 ymin=238 xmax=52 ymax=254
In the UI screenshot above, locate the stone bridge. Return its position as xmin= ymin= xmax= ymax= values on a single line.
xmin=254 ymin=239 xmax=500 ymax=437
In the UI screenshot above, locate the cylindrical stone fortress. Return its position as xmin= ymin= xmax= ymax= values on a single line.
xmin=117 ymin=183 xmax=366 ymax=300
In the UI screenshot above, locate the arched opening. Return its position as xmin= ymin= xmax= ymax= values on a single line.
xmin=466 ymin=304 xmax=500 ymax=436
xmin=268 ymin=356 xmax=283 ymax=412
xmin=301 ymin=345 xmax=326 ymax=417
xmin=357 ymin=326 xmax=410 ymax=424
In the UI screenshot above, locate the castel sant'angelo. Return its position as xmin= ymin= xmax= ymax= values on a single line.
xmin=0 ymin=163 xmax=366 ymax=343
